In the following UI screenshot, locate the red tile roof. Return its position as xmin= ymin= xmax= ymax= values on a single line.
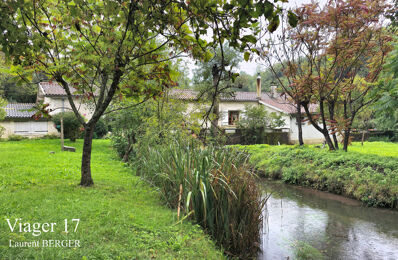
xmin=169 ymin=89 xmax=317 ymax=114
xmin=39 ymin=82 xmax=78 ymax=96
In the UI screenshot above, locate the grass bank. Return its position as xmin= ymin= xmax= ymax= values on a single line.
xmin=0 ymin=139 xmax=223 ymax=259
xmin=236 ymin=142 xmax=398 ymax=209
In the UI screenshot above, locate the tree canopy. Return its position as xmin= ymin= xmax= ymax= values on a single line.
xmin=261 ymin=0 xmax=393 ymax=151
xmin=0 ymin=0 xmax=294 ymax=186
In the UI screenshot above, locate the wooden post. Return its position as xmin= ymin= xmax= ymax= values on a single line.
xmin=61 ymin=114 xmax=64 ymax=151
xmin=361 ymin=130 xmax=366 ymax=146
xmin=177 ymin=183 xmax=183 ymax=221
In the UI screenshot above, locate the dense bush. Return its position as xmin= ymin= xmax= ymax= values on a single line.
xmin=52 ymin=112 xmax=83 ymax=141
xmin=238 ymin=144 xmax=398 ymax=209
xmin=136 ymin=139 xmax=265 ymax=259
xmin=40 ymin=134 xmax=59 ymax=139
xmin=237 ymin=104 xmax=285 ymax=144
xmin=7 ymin=134 xmax=27 ymax=141
xmin=93 ymin=119 xmax=107 ymax=139
xmin=0 ymin=125 xmax=5 ymax=138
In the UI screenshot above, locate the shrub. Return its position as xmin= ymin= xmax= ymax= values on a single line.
xmin=94 ymin=119 xmax=107 ymax=139
xmin=368 ymin=136 xmax=391 ymax=142
xmin=136 ymin=139 xmax=265 ymax=258
xmin=8 ymin=134 xmax=27 ymax=141
xmin=0 ymin=125 xmax=5 ymax=138
xmin=40 ymin=134 xmax=59 ymax=139
xmin=52 ymin=112 xmax=83 ymax=141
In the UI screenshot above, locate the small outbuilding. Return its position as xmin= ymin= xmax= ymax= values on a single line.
xmin=0 ymin=103 xmax=57 ymax=138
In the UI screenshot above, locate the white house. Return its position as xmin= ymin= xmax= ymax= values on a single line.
xmin=169 ymin=86 xmax=325 ymax=144
xmin=0 ymin=82 xmax=94 ymax=138
xmin=37 ymin=82 xmax=94 ymax=119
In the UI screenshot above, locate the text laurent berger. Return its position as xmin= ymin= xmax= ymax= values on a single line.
xmin=9 ymin=240 xmax=80 ymax=248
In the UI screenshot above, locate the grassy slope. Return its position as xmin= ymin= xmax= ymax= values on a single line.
xmin=0 ymin=139 xmax=223 ymax=259
xmin=348 ymin=142 xmax=398 ymax=157
xmin=237 ymin=142 xmax=398 ymax=208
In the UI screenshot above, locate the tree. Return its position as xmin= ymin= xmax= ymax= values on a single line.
xmin=373 ymin=40 xmax=398 ymax=131
xmin=265 ymin=0 xmax=392 ymax=151
xmin=1 ymin=0 xmax=294 ymax=186
xmin=257 ymin=25 xmax=306 ymax=146
xmin=0 ymin=54 xmax=37 ymax=102
xmin=193 ymin=44 xmax=243 ymax=138
xmin=237 ymin=104 xmax=285 ymax=144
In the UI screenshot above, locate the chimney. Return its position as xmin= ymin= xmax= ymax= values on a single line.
xmin=270 ymin=82 xmax=277 ymax=98
xmin=256 ymin=73 xmax=261 ymax=99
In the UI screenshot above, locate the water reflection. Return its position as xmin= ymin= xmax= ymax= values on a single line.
xmin=258 ymin=181 xmax=398 ymax=260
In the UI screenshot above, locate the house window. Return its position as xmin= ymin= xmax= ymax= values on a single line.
xmin=228 ymin=111 xmax=240 ymax=125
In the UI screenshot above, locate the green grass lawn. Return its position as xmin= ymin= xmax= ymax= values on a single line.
xmin=348 ymin=142 xmax=398 ymax=157
xmin=0 ymin=139 xmax=223 ymax=259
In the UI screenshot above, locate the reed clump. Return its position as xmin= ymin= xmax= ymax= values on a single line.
xmin=136 ymin=140 xmax=265 ymax=259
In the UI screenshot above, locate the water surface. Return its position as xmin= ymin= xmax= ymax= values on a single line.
xmin=259 ymin=181 xmax=398 ymax=260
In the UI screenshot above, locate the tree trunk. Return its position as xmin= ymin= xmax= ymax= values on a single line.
xmin=332 ymin=133 xmax=339 ymax=150
xmin=80 ymin=125 xmax=95 ymax=186
xmin=343 ymin=128 xmax=351 ymax=152
xmin=122 ymin=144 xmax=133 ymax=163
xmin=296 ymin=103 xmax=304 ymax=146
xmin=211 ymin=99 xmax=220 ymax=137
xmin=122 ymin=132 xmax=135 ymax=163
xmin=302 ymin=102 xmax=335 ymax=150
xmin=324 ymin=129 xmax=335 ymax=151
xmin=328 ymin=99 xmax=339 ymax=150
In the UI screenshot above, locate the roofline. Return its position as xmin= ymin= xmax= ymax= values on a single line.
xmin=258 ymin=100 xmax=287 ymax=114
xmin=4 ymin=116 xmax=48 ymax=120
xmin=38 ymin=82 xmax=46 ymax=97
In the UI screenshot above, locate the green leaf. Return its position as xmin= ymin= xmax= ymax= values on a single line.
xmin=263 ymin=1 xmax=274 ymax=18
xmin=92 ymin=25 xmax=101 ymax=34
xmin=223 ymin=3 xmax=234 ymax=11
xmin=244 ymin=52 xmax=250 ymax=61
xmin=241 ymin=35 xmax=257 ymax=44
xmin=267 ymin=16 xmax=280 ymax=33
xmin=288 ymin=11 xmax=299 ymax=28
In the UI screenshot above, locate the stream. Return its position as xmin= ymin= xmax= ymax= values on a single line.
xmin=258 ymin=181 xmax=398 ymax=260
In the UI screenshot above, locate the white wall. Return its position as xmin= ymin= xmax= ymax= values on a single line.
xmin=0 ymin=120 xmax=58 ymax=138
xmin=219 ymin=101 xmax=257 ymax=126
xmin=289 ymin=116 xmax=326 ymax=144
xmin=45 ymin=97 xmax=94 ymax=120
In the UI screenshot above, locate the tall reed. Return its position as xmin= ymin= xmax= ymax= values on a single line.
xmin=136 ymin=139 xmax=266 ymax=259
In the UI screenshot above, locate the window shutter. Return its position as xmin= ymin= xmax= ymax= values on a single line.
xmin=14 ymin=122 xmax=31 ymax=133
xmin=220 ymin=111 xmax=229 ymax=126
xmin=32 ymin=122 xmax=48 ymax=133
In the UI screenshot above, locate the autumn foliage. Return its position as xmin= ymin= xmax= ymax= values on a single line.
xmin=283 ymin=0 xmax=392 ymax=151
